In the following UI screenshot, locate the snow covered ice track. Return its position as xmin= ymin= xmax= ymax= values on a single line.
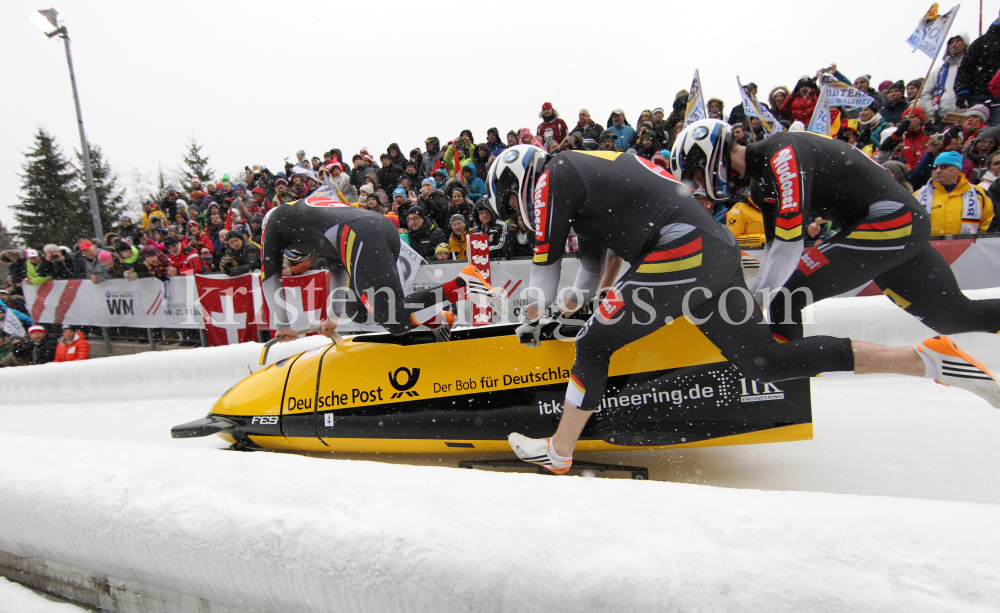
xmin=0 ymin=293 xmax=999 ymax=611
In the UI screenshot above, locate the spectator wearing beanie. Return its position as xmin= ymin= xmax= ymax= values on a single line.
xmin=447 ymin=213 xmax=469 ymax=260
xmin=536 ymin=102 xmax=569 ymax=148
xmin=880 ymin=81 xmax=909 ymax=125
xmin=502 ymin=209 xmax=535 ymax=259
xmin=470 ymin=201 xmax=507 ymax=260
xmin=11 ymin=325 xmax=58 ymax=366
xmin=897 ymin=107 xmax=930 ymax=169
xmin=485 ymin=128 xmax=506 ymax=158
xmin=857 ymin=101 xmax=891 ymax=152
xmin=141 ymin=245 xmax=170 ymax=281
xmin=434 ymin=243 xmax=451 ymax=261
xmin=377 ymin=153 xmax=403 ymax=194
xmin=506 ymin=130 xmax=518 ymax=147
xmin=219 ymin=228 xmax=261 ymax=276
xmin=913 ymin=150 xmax=994 ymax=235
xmin=405 ymin=206 xmax=446 ymax=259
xmin=964 ymin=104 xmax=990 ymax=140
xmin=779 ymin=77 xmax=820 ymax=124
xmin=421 ymin=137 xmax=443 ymax=179
xmin=162 ymin=236 xmax=203 ymax=276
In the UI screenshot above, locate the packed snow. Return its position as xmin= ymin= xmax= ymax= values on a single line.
xmin=0 ymin=577 xmax=86 ymax=612
xmin=1 ymin=293 xmax=999 ymax=611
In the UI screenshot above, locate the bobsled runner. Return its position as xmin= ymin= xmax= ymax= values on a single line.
xmin=172 ymin=317 xmax=813 ymax=454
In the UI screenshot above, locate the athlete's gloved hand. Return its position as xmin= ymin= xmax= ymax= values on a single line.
xmin=515 ymin=317 xmax=556 ymax=348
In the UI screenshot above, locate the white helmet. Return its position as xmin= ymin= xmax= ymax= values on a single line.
xmin=669 ymin=119 xmax=733 ymax=201
xmin=485 ymin=144 xmax=548 ymax=232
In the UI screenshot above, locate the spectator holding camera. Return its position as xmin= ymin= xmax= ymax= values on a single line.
xmin=163 ymin=236 xmax=203 ymax=276
xmin=37 ymin=244 xmax=73 ymax=280
xmin=880 ymin=107 xmax=930 ymax=169
xmin=219 ymin=227 xmax=261 ymax=277
xmin=10 ymin=325 xmax=58 ymax=366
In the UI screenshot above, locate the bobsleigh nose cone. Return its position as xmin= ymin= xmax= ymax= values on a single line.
xmin=171 ymin=415 xmax=236 ymax=438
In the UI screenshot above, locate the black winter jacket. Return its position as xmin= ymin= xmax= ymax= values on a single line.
xmin=956 ymin=23 xmax=1000 ymax=97
xmin=407 ymin=221 xmax=447 ymax=259
xmin=221 ymin=241 xmax=262 ymax=276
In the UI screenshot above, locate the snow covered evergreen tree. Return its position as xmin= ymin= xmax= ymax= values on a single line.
xmin=181 ymin=138 xmax=214 ymax=194
xmin=12 ymin=129 xmax=81 ymax=248
xmin=0 ymin=219 xmax=19 ymax=249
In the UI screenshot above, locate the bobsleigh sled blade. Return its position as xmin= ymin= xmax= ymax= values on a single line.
xmin=176 ymin=319 xmax=813 ymax=453
xmin=171 ymin=415 xmax=237 ymax=438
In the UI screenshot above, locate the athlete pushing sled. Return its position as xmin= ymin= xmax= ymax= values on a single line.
xmin=486 ymin=142 xmax=1000 ymax=474
xmin=260 ymin=196 xmax=505 ymax=343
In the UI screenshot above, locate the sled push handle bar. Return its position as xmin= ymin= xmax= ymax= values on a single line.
xmin=258 ymin=325 xmax=344 ymax=366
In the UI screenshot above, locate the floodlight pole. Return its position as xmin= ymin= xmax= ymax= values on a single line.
xmin=48 ymin=24 xmax=103 ymax=239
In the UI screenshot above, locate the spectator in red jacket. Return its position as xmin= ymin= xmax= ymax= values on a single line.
xmin=536 ymin=102 xmax=569 ymax=149
xmin=898 ymin=107 xmax=931 ymax=169
xmin=162 ymin=236 xmax=203 ymax=276
xmin=54 ymin=325 xmax=90 ymax=362
xmin=779 ymin=76 xmax=819 ymax=124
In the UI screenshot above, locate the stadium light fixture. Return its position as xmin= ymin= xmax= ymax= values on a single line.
xmin=27 ymin=8 xmax=103 ymax=238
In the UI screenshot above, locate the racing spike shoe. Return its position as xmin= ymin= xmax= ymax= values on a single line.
xmin=508 ymin=433 xmax=572 ymax=475
xmin=458 ymin=265 xmax=507 ymax=318
xmin=918 ymin=335 xmax=1000 ymax=409
xmin=425 ymin=310 xmax=455 ymax=343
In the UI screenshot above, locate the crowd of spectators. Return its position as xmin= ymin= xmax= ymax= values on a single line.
xmin=5 ymin=22 xmax=1000 ymax=365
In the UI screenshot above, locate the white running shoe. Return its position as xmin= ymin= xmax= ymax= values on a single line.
xmin=508 ymin=433 xmax=572 ymax=474
xmin=459 ymin=265 xmax=508 ymax=318
xmin=426 ymin=310 xmax=455 ymax=343
xmin=918 ymin=335 xmax=1000 ymax=409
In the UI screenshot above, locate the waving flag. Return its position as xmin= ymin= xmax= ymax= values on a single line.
xmin=684 ymin=69 xmax=708 ymax=127
xmin=907 ymin=3 xmax=960 ymax=59
xmin=2 ymin=305 xmax=26 ymax=338
xmin=807 ymin=86 xmax=832 ymax=136
xmin=738 ymin=76 xmax=783 ymax=137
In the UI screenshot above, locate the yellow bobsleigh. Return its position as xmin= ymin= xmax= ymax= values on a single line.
xmin=172 ymin=319 xmax=812 ymax=454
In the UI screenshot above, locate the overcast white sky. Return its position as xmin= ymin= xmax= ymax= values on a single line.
xmin=1 ymin=0 xmax=996 ymax=236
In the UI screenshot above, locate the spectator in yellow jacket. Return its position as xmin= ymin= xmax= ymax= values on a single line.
xmin=725 ymin=197 xmax=767 ymax=248
xmin=912 ymin=151 xmax=994 ymax=235
xmin=140 ymin=199 xmax=167 ymax=230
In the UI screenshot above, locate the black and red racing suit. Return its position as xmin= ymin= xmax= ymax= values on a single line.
xmin=524 ymin=150 xmax=854 ymax=411
xmin=743 ymin=132 xmax=1000 ymax=341
xmin=260 ymin=196 xmax=456 ymax=334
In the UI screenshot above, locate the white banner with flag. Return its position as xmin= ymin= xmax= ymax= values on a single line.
xmin=823 ymin=81 xmax=875 ymax=108
xmin=907 ymin=3 xmax=960 ymax=59
xmin=684 ymin=69 xmax=708 ymax=127
xmin=807 ymin=86 xmax=832 ymax=135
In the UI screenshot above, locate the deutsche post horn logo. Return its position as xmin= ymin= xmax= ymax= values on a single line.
xmin=388 ymin=367 xmax=421 ymax=399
